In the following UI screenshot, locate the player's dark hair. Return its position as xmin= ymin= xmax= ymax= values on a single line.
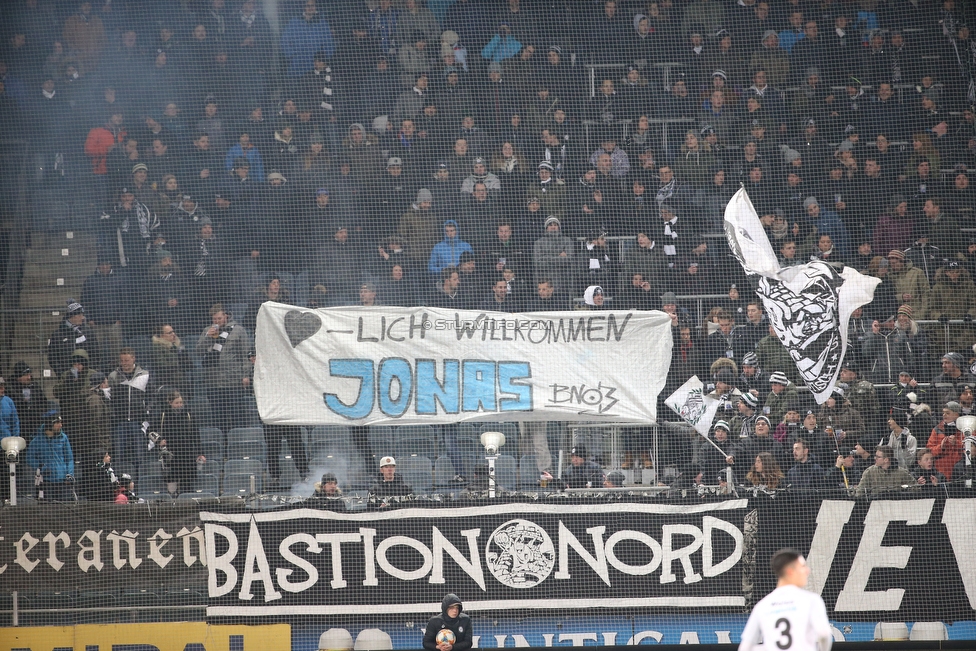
xmin=770 ymin=548 xmax=802 ymax=577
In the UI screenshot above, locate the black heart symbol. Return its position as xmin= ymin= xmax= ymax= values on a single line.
xmin=284 ymin=311 xmax=322 ymax=348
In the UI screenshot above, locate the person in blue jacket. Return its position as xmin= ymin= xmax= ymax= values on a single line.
xmin=429 ymin=220 xmax=474 ymax=274
xmin=26 ymin=414 xmax=75 ymax=501
xmin=0 ymin=377 xmax=21 ymax=440
xmin=281 ymin=0 xmax=335 ymax=77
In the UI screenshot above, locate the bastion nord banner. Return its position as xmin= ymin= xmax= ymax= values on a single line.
xmin=201 ymin=500 xmax=748 ymax=616
xmin=252 ymin=303 xmax=673 ymax=426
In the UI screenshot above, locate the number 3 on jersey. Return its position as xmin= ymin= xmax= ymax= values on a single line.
xmin=775 ymin=617 xmax=792 ymax=649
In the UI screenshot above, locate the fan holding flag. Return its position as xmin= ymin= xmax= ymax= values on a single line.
xmin=723 ymin=188 xmax=881 ymax=404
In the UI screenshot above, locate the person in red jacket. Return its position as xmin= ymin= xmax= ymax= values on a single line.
xmin=927 ymin=401 xmax=964 ymax=479
xmin=84 ymin=110 xmax=126 ymax=176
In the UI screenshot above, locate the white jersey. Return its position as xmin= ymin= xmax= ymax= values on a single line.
xmin=738 ymin=584 xmax=832 ymax=651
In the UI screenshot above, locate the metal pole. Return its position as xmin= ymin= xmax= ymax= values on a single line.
xmin=12 ymin=591 xmax=17 ymax=626
xmin=652 ymin=423 xmax=659 ymax=486
xmin=8 ymin=461 xmax=16 ymax=506
xmin=487 ymin=455 xmax=497 ymax=498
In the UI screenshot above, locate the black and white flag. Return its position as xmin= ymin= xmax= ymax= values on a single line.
xmin=723 ymin=188 xmax=880 ymax=404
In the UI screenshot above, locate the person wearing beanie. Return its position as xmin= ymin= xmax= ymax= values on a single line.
xmin=563 ymin=445 xmax=604 ymax=489
xmin=695 ymin=420 xmax=735 ymax=485
xmin=739 ymin=351 xmax=769 ymax=402
xmin=8 ymin=362 xmax=45 ymax=438
xmin=732 ymin=391 xmax=760 ymax=440
xmin=732 ymin=415 xmax=787 ymax=484
xmin=931 ymin=352 xmax=976 ymax=408
xmin=46 ymin=299 xmax=99 ymax=377
xmin=764 ymin=371 xmax=798 ymax=426
xmin=839 ymin=363 xmax=882 ymax=437
xmin=398 ymin=187 xmax=441 ymax=266
xmin=863 ymin=304 xmax=930 ymax=383
xmin=526 ymin=160 xmax=566 ymax=218
xmin=461 ymin=156 xmax=501 ymax=195
xmin=26 ymin=413 xmax=75 ymax=501
xmin=926 ymin=401 xmax=965 ymax=479
xmin=532 ymin=215 xmax=574 ymax=296
xmin=885 ymin=248 xmax=930 ymax=320
xmin=309 ymin=472 xmax=345 ymax=510
xmin=883 ymin=409 xmax=918 ymax=471
xmin=817 ymin=384 xmax=866 ymax=445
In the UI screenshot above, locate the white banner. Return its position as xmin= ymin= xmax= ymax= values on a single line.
xmin=253 ymin=303 xmax=673 ymax=426
xmin=724 ymin=188 xmax=880 ymax=404
xmin=665 ymin=376 xmax=720 ymax=436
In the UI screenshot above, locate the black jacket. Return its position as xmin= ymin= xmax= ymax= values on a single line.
xmin=369 ymin=472 xmax=412 ymax=498
xmin=423 ymin=594 xmax=473 ymax=651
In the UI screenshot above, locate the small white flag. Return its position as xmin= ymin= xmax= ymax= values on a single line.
xmin=666 ymin=376 xmax=721 ymax=437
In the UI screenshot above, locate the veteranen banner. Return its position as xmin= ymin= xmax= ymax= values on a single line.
xmin=202 ymin=500 xmax=748 ymax=617
xmin=253 ymin=303 xmax=673 ymax=426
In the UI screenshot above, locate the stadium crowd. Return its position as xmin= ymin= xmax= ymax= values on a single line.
xmin=2 ymin=0 xmax=976 ymax=504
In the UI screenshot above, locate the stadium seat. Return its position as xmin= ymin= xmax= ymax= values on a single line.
xmin=396 ymin=436 xmax=439 ymax=460
xmin=519 ymin=455 xmax=542 ymax=490
xmin=120 ymin=589 xmax=161 ymax=622
xmin=397 ymin=456 xmax=433 ymax=493
xmin=161 ymin=588 xmax=205 ymax=622
xmin=309 ymin=425 xmax=353 ymax=458
xmin=368 ymin=426 xmax=396 ymax=459
xmin=909 ymin=622 xmax=948 ymax=640
xmin=226 ymin=426 xmax=265 ymax=444
xmin=77 ymin=591 xmax=118 ymax=623
xmin=276 ymin=455 xmax=301 ymax=489
xmin=199 ymin=426 xmax=224 ymax=461
xmin=137 ymin=460 xmax=166 ymax=495
xmin=494 ymin=454 xmax=518 ymax=491
xmin=433 ymin=455 xmax=457 ymax=487
xmin=222 ymin=459 xmax=264 ymax=495
xmin=194 ymin=473 xmax=220 ymax=495
xmin=23 ymin=591 xmax=74 ymax=626
xmin=874 ymin=622 xmax=909 ymax=641
xmin=190 ymin=395 xmax=212 ymax=428
xmin=226 ymin=436 xmax=268 ymax=463
xmin=177 ymin=491 xmax=217 ymax=502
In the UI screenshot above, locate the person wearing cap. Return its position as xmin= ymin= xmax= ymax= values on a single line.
xmin=532 ymin=216 xmax=574 ymax=295
xmin=25 ymin=412 xmax=75 ymax=500
xmin=370 ymin=456 xmax=412 ymax=501
xmin=882 ymin=409 xmax=918 ymax=471
xmin=562 ymin=445 xmax=604 ymax=489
